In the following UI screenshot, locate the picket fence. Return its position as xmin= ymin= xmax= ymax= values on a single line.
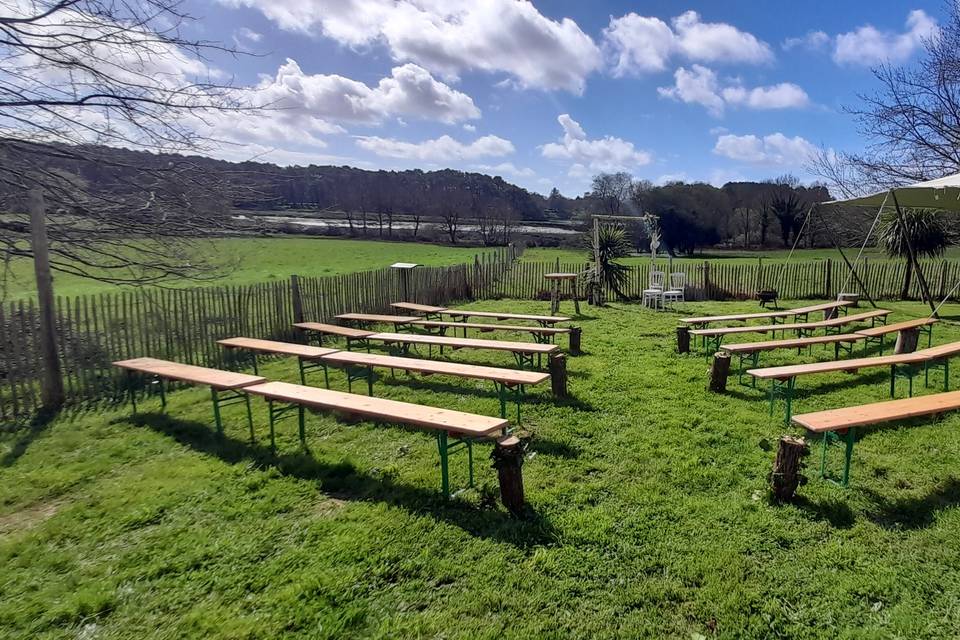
xmin=3 ymin=250 xmax=959 ymax=422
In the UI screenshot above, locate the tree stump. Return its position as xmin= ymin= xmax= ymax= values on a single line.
xmin=676 ymin=326 xmax=691 ymax=354
xmin=894 ymin=327 xmax=920 ymax=354
xmin=838 ymin=292 xmax=860 ymax=308
xmin=491 ymin=435 xmax=525 ymax=516
xmin=569 ymin=327 xmax=582 ymax=355
xmin=770 ymin=435 xmax=809 ymax=503
xmin=549 ymin=353 xmax=569 ymax=398
xmin=708 ymin=352 xmax=731 ymax=393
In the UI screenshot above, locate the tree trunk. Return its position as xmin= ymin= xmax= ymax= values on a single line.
xmin=30 ymin=189 xmax=65 ymax=412
xmin=901 ymin=257 xmax=913 ymax=300
xmin=894 ymin=327 xmax=920 ymax=354
xmin=549 ymin=353 xmax=568 ymax=398
xmin=569 ymin=327 xmax=582 ymax=355
xmin=708 ymin=352 xmax=731 ymax=393
xmin=492 ymin=435 xmax=525 ymax=516
xmin=770 ymin=436 xmax=809 ymax=503
xmin=676 ymin=326 xmax=691 ymax=354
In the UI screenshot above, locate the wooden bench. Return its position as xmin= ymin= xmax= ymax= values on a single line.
xmin=411 ymin=319 xmax=571 ymax=344
xmin=792 ymin=390 xmax=960 ymax=486
xmin=749 ymin=340 xmax=960 ymax=422
xmin=334 ymin=313 xmax=420 ymax=331
xmin=690 ymin=309 xmax=890 ymax=353
xmin=854 ymin=317 xmax=937 ymax=355
xmin=390 ymin=302 xmax=446 ymax=319
xmin=113 ymin=357 xmax=265 ymax=437
xmin=681 ymin=300 xmax=852 ymax=328
xmin=366 ymin=331 xmax=559 ymax=369
xmin=319 ymin=351 xmax=549 ymax=422
xmin=217 ymin=337 xmax=339 ymax=386
xmin=242 ymin=381 xmax=509 ymax=496
xmin=723 ymin=333 xmax=864 ymax=385
xmin=442 ymin=309 xmax=570 ymax=327
xmin=293 ymin=322 xmax=374 ymax=351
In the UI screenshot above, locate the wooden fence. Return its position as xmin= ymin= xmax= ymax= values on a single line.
xmin=4 ymin=250 xmax=960 ymax=422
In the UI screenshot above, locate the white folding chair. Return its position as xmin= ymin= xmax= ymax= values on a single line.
xmin=663 ymin=272 xmax=686 ymax=307
xmin=643 ymin=271 xmax=665 ymax=309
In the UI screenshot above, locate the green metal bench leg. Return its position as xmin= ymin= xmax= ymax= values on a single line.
xmin=298 ymin=406 xmax=306 ymax=445
xmin=467 ymin=439 xmax=474 ymax=487
xmin=127 ymin=370 xmax=138 ymax=414
xmin=156 ymin=376 xmax=166 ymax=410
xmin=251 ymin=353 xmax=259 ymax=375
xmin=366 ymin=366 xmax=374 ymax=396
xmin=437 ymin=431 xmax=450 ymax=498
xmin=268 ymin=399 xmax=276 ymax=452
xmin=211 ymin=388 xmax=223 ymax=435
xmin=841 ymin=429 xmax=855 ymax=487
xmin=244 ymin=394 xmax=254 ymax=443
xmin=495 ymin=382 xmax=507 ymax=419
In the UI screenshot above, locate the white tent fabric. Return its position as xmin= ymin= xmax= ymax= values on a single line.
xmin=829 ymin=172 xmax=960 ymax=210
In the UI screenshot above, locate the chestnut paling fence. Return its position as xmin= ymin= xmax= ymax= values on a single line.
xmin=3 ymin=251 xmax=958 ymax=422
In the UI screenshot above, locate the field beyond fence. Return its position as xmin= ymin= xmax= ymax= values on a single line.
xmin=3 ymin=248 xmax=959 ymax=422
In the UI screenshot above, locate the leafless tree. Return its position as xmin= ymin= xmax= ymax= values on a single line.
xmin=591 ymin=172 xmax=633 ymax=216
xmin=0 ymin=0 xmax=260 ymax=289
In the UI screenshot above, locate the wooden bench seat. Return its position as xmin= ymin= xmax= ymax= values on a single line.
xmin=690 ymin=309 xmax=890 ymax=352
xmin=293 ymin=322 xmax=374 ymax=350
xmin=682 ymin=300 xmax=852 ymax=327
xmin=113 ymin=357 xmax=265 ymax=436
xmin=320 ymin=351 xmax=549 ymax=421
xmin=854 ymin=317 xmax=937 ymax=355
xmin=334 ymin=313 xmax=420 ymax=330
xmin=391 ymin=302 xmax=446 ymax=318
xmin=242 ymin=381 xmax=509 ymax=496
xmin=366 ymin=331 xmax=558 ymax=369
xmin=411 ymin=319 xmax=570 ymax=344
xmin=722 ymin=333 xmax=864 ymax=384
xmin=791 ymin=390 xmax=960 ymax=486
xmin=442 ymin=309 xmax=570 ymax=326
xmin=217 ymin=337 xmax=339 ymax=385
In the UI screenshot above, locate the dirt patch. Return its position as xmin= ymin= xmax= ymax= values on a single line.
xmin=312 ymin=497 xmax=346 ymax=517
xmin=0 ymin=498 xmax=63 ymax=536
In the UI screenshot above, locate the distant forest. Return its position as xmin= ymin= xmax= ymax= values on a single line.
xmin=4 ymin=141 xmax=842 ymax=251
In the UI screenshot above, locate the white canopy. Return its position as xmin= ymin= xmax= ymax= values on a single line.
xmin=828 ymin=172 xmax=960 ymax=211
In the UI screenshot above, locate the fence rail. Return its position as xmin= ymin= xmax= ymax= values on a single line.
xmin=3 ymin=251 xmax=959 ymax=422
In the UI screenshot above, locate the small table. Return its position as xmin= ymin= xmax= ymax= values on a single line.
xmin=544 ymin=273 xmax=580 ymax=315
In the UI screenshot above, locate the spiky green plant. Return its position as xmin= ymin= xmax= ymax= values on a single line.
xmin=877 ymin=209 xmax=949 ymax=299
xmin=586 ymin=223 xmax=632 ymax=300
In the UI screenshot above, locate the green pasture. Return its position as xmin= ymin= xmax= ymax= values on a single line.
xmin=5 ymin=298 xmax=960 ymax=638
xmin=1 ymin=237 xmax=495 ymax=301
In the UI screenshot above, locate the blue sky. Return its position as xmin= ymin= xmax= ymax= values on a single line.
xmin=179 ymin=0 xmax=943 ymax=196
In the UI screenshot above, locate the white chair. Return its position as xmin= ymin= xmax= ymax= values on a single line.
xmin=663 ymin=272 xmax=686 ymax=307
xmin=643 ymin=271 xmax=665 ymax=309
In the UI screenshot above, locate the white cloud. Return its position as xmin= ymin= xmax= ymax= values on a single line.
xmin=462 ymin=123 xmax=476 ymax=132
xmin=475 ymin=162 xmax=535 ymax=178
xmin=540 ymin=113 xmax=652 ymax=173
xmin=658 ymin=65 xmax=808 ymax=116
xmin=782 ymin=30 xmax=829 ymax=52
xmin=355 ymin=134 xmax=514 ymax=161
xmin=833 ymin=10 xmax=937 ymax=66
xmin=219 ymin=0 xmax=602 ymax=93
xmin=713 ymin=132 xmax=816 ymax=165
xmin=234 ymin=26 xmax=263 ymax=43
xmin=604 ymin=10 xmax=772 ymax=76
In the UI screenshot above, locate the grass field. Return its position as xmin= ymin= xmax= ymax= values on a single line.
xmin=522 ymin=246 xmax=960 ymax=266
xmin=5 ymin=298 xmax=960 ymax=638
xmin=2 ymin=237 xmax=494 ymax=301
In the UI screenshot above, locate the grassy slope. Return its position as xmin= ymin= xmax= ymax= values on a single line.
xmin=4 ymin=299 xmax=960 ymax=638
xmin=522 ymin=246 xmax=960 ymax=266
xmin=2 ymin=237 xmax=494 ymax=300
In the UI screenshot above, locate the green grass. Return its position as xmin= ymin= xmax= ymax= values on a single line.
xmin=2 ymin=237 xmax=494 ymax=301
xmin=5 ymin=298 xmax=960 ymax=637
xmin=522 ymin=246 xmax=960 ymax=266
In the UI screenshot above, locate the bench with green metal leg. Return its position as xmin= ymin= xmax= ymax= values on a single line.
xmin=241 ymin=381 xmax=509 ymax=497
xmin=293 ymin=322 xmax=374 ymax=352
xmin=113 ymin=357 xmax=264 ymax=440
xmin=723 ymin=334 xmax=862 ymax=387
xmin=365 ymin=332 xmax=558 ymax=371
xmin=217 ymin=337 xmax=338 ymax=388
xmin=855 ymin=317 xmax=938 ymax=356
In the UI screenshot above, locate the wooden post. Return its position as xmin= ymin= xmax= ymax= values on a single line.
xmin=569 ymin=327 xmax=582 ymax=355
xmin=290 ymin=274 xmax=305 ymax=324
xmin=894 ymin=327 xmax=920 ymax=354
xmin=770 ymin=435 xmax=809 ymax=503
xmin=824 ymin=258 xmax=832 ymax=298
xmin=708 ymin=352 xmax=731 ymax=392
xmin=549 ymin=353 xmax=568 ymax=398
xmin=676 ymin=326 xmax=690 ymax=354
xmin=29 ymin=189 xmax=64 ymax=412
xmin=492 ymin=435 xmax=525 ymax=516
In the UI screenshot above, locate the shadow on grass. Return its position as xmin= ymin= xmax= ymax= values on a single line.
xmin=793 ymin=494 xmax=856 ymax=529
xmin=1 ymin=410 xmax=59 ymax=468
xmin=126 ymin=411 xmax=558 ymax=548
xmin=861 ymin=476 xmax=960 ymax=530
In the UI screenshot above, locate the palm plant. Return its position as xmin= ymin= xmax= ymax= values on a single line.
xmin=877 ymin=209 xmax=949 ymax=299
xmin=586 ymin=223 xmax=632 ymax=301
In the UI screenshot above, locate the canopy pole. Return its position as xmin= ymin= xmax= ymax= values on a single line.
xmin=838 ymin=191 xmax=888 ymax=298
xmin=816 ymin=206 xmax=878 ymax=308
xmin=891 ymin=190 xmax=938 ymax=316
xmin=775 ymin=203 xmax=814 ymax=295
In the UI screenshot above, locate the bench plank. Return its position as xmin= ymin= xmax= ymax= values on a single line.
xmin=691 ymin=309 xmax=890 ymax=338
xmin=748 ymin=353 xmax=924 ymax=380
xmin=854 ymin=317 xmax=938 ymax=338
xmin=294 ymin=322 xmax=374 ymax=339
xmin=243 ymin=381 xmax=508 ymax=437
xmin=113 ymin=357 xmax=265 ymax=390
xmin=368 ymin=332 xmax=559 ymax=354
xmin=321 ymin=351 xmax=549 ymax=386
xmin=722 ymin=333 xmax=862 ymax=354
xmin=792 ymin=390 xmax=960 ymax=432
xmin=335 ymin=313 xmax=420 ymax=325
xmin=412 ymin=320 xmax=570 ymax=335
xmin=443 ymin=309 xmax=570 ymax=324
xmin=217 ymin=337 xmax=338 ymax=359
xmin=682 ymin=301 xmax=852 ymax=325
xmin=391 ymin=302 xmax=447 ymax=315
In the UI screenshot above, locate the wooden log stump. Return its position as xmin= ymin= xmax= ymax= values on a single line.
xmin=838 ymin=292 xmax=860 ymax=308
xmin=676 ymin=326 xmax=691 ymax=354
xmin=770 ymin=435 xmax=809 ymax=503
xmin=549 ymin=353 xmax=569 ymax=398
xmin=569 ymin=327 xmax=582 ymax=355
xmin=894 ymin=327 xmax=920 ymax=354
xmin=708 ymin=352 xmax=731 ymax=393
xmin=492 ymin=435 xmax=525 ymax=516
